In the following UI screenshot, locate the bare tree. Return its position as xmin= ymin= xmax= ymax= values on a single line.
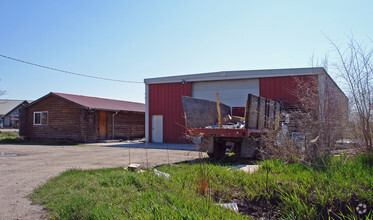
xmin=262 ymin=36 xmax=371 ymax=162
xmin=0 ymin=79 xmax=6 ymax=96
xmin=329 ymin=36 xmax=373 ymax=152
xmin=260 ymin=71 xmax=348 ymax=164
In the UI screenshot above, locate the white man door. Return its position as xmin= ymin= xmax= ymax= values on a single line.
xmin=152 ymin=115 xmax=163 ymax=143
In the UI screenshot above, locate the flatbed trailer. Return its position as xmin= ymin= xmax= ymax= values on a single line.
xmin=182 ymin=94 xmax=282 ymax=159
xmin=186 ymin=128 xmax=264 ymax=138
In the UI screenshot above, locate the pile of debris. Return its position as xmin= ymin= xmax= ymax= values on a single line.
xmin=205 ymin=115 xmax=245 ymax=129
xmin=182 ymin=93 xmax=282 ymax=131
xmin=126 ymin=164 xmax=171 ymax=179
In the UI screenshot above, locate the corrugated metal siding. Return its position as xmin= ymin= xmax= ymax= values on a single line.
xmin=149 ymin=82 xmax=191 ymax=143
xmin=232 ymin=107 xmax=245 ymax=117
xmin=259 ymin=75 xmax=318 ymax=106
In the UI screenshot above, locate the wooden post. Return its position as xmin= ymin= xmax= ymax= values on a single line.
xmin=216 ymin=92 xmax=222 ymax=128
xmin=184 ymin=112 xmax=188 ymax=128
xmin=244 ymin=99 xmax=248 ymax=120
xmin=245 ymin=94 xmax=252 ymax=129
xmin=256 ymin=96 xmax=261 ymax=129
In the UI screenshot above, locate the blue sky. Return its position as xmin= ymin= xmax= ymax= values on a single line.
xmin=0 ymin=1 xmax=372 ymax=103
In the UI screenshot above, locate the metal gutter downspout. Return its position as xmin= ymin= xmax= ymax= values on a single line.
xmin=112 ymin=112 xmax=118 ymax=140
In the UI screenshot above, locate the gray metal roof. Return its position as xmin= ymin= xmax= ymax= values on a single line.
xmin=0 ymin=100 xmax=29 ymax=115
xmin=144 ymin=67 xmax=326 ymax=84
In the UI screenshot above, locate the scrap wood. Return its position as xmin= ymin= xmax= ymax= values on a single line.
xmin=128 ymin=164 xmax=143 ymax=172
xmin=223 ymin=114 xmax=245 ymax=124
xmin=231 ymin=115 xmax=245 ymax=123
xmin=216 ymin=92 xmax=222 ymax=128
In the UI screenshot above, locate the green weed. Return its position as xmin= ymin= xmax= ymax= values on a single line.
xmin=0 ymin=131 xmax=20 ymax=143
xmin=30 ymin=154 xmax=373 ymax=219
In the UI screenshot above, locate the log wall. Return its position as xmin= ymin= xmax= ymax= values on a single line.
xmin=20 ymin=95 xmax=81 ymax=141
xmin=106 ymin=111 xmax=145 ymax=140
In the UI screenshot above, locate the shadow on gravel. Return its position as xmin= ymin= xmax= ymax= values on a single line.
xmin=101 ymin=142 xmax=196 ymax=151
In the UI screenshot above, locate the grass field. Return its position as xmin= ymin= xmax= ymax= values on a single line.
xmin=30 ymin=154 xmax=373 ymax=219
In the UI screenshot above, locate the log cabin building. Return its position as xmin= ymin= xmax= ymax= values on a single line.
xmin=20 ymin=92 xmax=145 ymax=142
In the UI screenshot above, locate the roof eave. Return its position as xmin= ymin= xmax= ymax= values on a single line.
xmin=144 ymin=67 xmax=326 ymax=84
xmin=3 ymin=101 xmax=30 ymax=117
xmin=90 ymin=108 xmax=145 ymax=113
xmin=25 ymin=93 xmax=145 ymax=113
xmin=24 ymin=92 xmax=55 ymax=109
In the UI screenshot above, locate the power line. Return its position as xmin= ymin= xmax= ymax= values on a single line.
xmin=0 ymin=54 xmax=143 ymax=84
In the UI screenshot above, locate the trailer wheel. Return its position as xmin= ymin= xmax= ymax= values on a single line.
xmin=213 ymin=140 xmax=226 ymax=159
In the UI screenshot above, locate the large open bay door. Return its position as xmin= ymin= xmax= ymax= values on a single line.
xmin=192 ymin=79 xmax=260 ymax=107
xmin=152 ymin=115 xmax=163 ymax=143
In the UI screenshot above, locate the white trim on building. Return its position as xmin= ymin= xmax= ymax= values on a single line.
xmin=144 ymin=67 xmax=326 ymax=84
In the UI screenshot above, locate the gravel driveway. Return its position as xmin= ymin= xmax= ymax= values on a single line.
xmin=0 ymin=142 xmax=202 ymax=220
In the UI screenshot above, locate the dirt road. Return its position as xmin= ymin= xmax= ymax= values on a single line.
xmin=0 ymin=143 xmax=202 ymax=220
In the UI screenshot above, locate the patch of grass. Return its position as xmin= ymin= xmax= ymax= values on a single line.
xmin=30 ymin=154 xmax=373 ymax=219
xmin=0 ymin=138 xmax=80 ymax=145
xmin=0 ymin=131 xmax=20 ymax=140
xmin=19 ymin=139 xmax=81 ymax=145
xmin=0 ymin=131 xmax=81 ymax=145
xmin=31 ymin=167 xmax=242 ymax=219
xmin=0 ymin=139 xmax=81 ymax=145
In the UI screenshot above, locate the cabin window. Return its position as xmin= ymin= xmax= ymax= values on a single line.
xmin=34 ymin=112 xmax=48 ymax=125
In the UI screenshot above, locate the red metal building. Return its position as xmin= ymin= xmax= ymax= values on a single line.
xmin=144 ymin=67 xmax=348 ymax=143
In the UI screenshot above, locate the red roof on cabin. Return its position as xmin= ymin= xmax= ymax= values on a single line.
xmin=51 ymin=92 xmax=145 ymax=112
